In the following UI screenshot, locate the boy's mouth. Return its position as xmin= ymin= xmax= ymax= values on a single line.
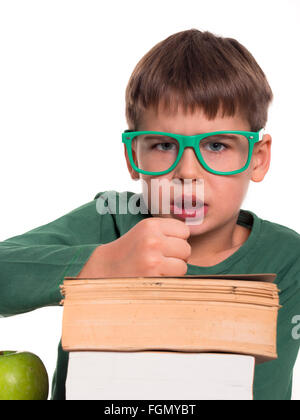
xmin=170 ymin=195 xmax=208 ymax=219
xmin=171 ymin=195 xmax=206 ymax=209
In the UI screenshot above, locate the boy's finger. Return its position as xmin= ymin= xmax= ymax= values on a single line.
xmin=159 ymin=217 xmax=191 ymax=239
xmin=158 ymin=257 xmax=188 ymax=277
xmin=161 ymin=236 xmax=192 ymax=262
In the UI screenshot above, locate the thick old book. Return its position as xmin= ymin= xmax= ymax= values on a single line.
xmin=66 ymin=351 xmax=255 ymax=400
xmin=60 ymin=274 xmax=280 ymax=363
xmin=61 ymin=274 xmax=280 ymax=400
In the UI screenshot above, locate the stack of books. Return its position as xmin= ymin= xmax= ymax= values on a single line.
xmin=60 ymin=274 xmax=281 ymax=400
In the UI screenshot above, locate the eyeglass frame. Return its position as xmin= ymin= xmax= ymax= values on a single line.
xmin=122 ymin=128 xmax=265 ymax=176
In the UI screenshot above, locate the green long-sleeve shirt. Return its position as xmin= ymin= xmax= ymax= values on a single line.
xmin=0 ymin=191 xmax=300 ymax=400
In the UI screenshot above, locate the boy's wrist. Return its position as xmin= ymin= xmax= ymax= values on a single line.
xmin=76 ymin=244 xmax=111 ymax=278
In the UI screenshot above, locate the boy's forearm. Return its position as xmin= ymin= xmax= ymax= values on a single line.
xmin=0 ymin=242 xmax=98 ymax=317
xmin=0 ymin=195 xmax=117 ymax=317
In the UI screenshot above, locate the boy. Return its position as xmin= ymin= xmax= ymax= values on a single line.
xmin=0 ymin=29 xmax=299 ymax=400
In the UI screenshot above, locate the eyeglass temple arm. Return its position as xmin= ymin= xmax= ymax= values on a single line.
xmin=258 ymin=128 xmax=265 ymax=141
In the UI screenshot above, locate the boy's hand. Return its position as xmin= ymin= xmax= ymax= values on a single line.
xmin=77 ymin=218 xmax=191 ymax=278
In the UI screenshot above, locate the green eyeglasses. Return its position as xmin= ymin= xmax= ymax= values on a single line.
xmin=122 ymin=129 xmax=264 ymax=176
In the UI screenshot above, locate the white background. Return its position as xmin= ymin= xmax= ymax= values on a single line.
xmin=0 ymin=0 xmax=299 ymax=399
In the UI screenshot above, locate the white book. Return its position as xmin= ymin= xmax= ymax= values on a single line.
xmin=66 ymin=352 xmax=255 ymax=400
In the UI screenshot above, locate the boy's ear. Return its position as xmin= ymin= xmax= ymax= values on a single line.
xmin=251 ymin=134 xmax=272 ymax=182
xmin=124 ymin=144 xmax=140 ymax=181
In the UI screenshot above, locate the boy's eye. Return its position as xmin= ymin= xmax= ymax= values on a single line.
xmin=153 ymin=142 xmax=177 ymax=151
xmin=135 ymin=135 xmax=179 ymax=152
xmin=200 ymin=135 xmax=239 ymax=154
xmin=205 ymin=142 xmax=228 ymax=152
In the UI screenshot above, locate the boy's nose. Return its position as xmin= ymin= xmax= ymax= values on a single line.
xmin=173 ymin=147 xmax=204 ymax=179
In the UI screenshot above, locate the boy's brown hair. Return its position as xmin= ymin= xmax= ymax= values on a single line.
xmin=125 ymin=29 xmax=273 ymax=132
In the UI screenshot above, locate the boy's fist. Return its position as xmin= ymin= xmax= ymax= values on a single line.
xmin=77 ymin=218 xmax=191 ymax=278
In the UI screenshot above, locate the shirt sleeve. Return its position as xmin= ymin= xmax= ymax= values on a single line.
xmin=0 ymin=198 xmax=105 ymax=317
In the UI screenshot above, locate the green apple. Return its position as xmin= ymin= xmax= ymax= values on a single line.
xmin=0 ymin=351 xmax=49 ymax=400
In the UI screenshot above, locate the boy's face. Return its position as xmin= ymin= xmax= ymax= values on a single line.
xmin=124 ymin=103 xmax=271 ymax=237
